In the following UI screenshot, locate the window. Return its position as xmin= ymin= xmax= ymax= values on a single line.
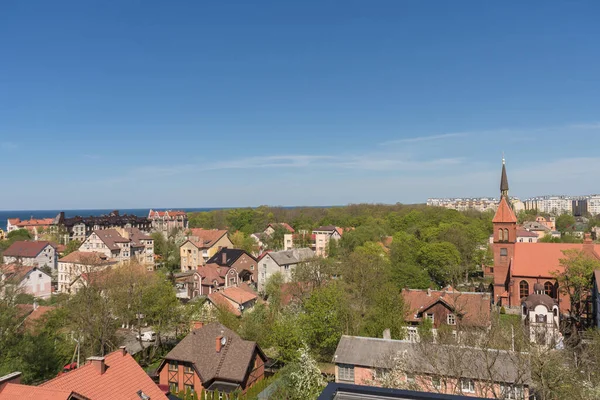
xmin=460 ymin=378 xmax=475 ymax=393
xmin=504 ymin=228 xmax=509 ymax=241
xmin=39 ymin=273 xmax=42 ymax=278
xmin=544 ymin=281 xmax=554 ymax=298
xmin=184 ymin=384 xmax=194 ymax=393
xmin=338 ymin=364 xmax=355 ymax=382
xmin=184 ymin=364 xmax=194 ymax=374
xmin=501 ymin=384 xmax=524 ymax=400
xmin=498 ymin=229 xmax=504 ymax=241
xmin=426 ymin=313 xmax=434 ymax=323
xmin=169 ymin=382 xmax=178 ymax=393
xmin=447 ymin=314 xmax=456 ymax=325
xmin=431 ymin=376 xmax=442 ymax=391
xmin=519 ymin=280 xmax=529 ymax=299
xmin=169 ymin=361 xmax=178 ymax=371
xmin=407 ymin=327 xmax=418 ymax=342
xmin=500 ymin=248 xmax=508 ymax=256
xmin=250 ymin=265 xmax=254 ymax=270
xmin=535 ymin=314 xmax=547 ymax=323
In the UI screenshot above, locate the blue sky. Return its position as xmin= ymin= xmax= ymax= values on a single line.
xmin=1 ymin=1 xmax=600 ymax=210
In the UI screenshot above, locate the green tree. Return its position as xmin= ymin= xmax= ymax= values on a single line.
xmin=556 ymin=214 xmax=576 ymax=233
xmin=273 ymin=344 xmax=325 ymax=400
xmin=264 ymin=272 xmax=285 ymax=311
xmin=6 ymin=229 xmax=33 ymax=241
xmin=361 ymin=282 xmax=406 ymax=340
xmin=417 ymin=242 xmax=462 ymax=287
xmin=63 ymin=240 xmax=82 ymax=256
xmin=230 ymin=231 xmax=259 ymax=255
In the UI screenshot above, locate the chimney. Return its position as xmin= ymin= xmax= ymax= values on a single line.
xmin=383 ymin=329 xmax=391 ymax=340
xmin=222 ymin=252 xmax=227 ymax=265
xmin=192 ymin=320 xmax=204 ymax=330
xmin=427 ymin=288 xmax=431 ymax=297
xmin=87 ymin=356 xmax=106 ymax=375
xmin=216 ymin=335 xmax=223 ymax=353
xmin=119 ymin=346 xmax=127 ymax=356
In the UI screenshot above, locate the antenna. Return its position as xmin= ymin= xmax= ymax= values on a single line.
xmin=502 ymin=152 xmax=505 ymax=165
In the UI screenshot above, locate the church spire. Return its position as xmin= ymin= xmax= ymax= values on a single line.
xmin=500 ymin=155 xmax=509 ymax=198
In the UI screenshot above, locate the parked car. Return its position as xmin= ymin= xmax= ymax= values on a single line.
xmin=136 ymin=331 xmax=156 ymax=342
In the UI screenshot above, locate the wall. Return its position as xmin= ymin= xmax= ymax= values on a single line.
xmin=19 ymin=268 xmax=52 ymax=299
xmin=158 ymin=361 xmax=205 ymax=396
xmin=207 ymin=235 xmax=234 ymax=262
xmin=243 ymin=351 xmax=265 ymax=391
xmin=180 ymin=241 xmax=200 ymax=271
xmin=232 ymin=253 xmax=258 ymax=283
xmin=509 ymin=276 xmax=570 ymax=313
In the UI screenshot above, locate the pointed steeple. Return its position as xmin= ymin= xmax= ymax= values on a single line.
xmin=500 ymin=155 xmax=509 ymax=198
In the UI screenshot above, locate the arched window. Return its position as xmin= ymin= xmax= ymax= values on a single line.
xmin=519 ymin=280 xmax=529 ymax=299
xmin=544 ymin=281 xmax=554 ymax=298
xmin=504 ymin=229 xmax=509 ymax=242
xmin=498 ymin=229 xmax=504 ymax=241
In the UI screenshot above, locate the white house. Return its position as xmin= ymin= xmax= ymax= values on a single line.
xmin=1 ymin=265 xmax=52 ymax=299
xmin=521 ymin=283 xmax=562 ymax=348
xmin=2 ymin=241 xmax=57 ymax=271
xmin=79 ymin=228 xmax=154 ymax=268
xmin=57 ymin=251 xmax=117 ymax=294
xmin=257 ymin=248 xmax=314 ymax=292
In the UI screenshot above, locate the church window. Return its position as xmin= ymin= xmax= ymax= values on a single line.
xmin=519 ymin=281 xmax=529 ymax=299
xmin=544 ymin=281 xmax=554 ymax=298
xmin=498 ymin=229 xmax=504 ymax=241
xmin=500 ymin=248 xmax=508 ymax=256
xmin=503 ymin=229 xmax=509 ymax=241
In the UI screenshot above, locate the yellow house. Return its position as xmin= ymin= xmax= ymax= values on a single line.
xmin=180 ymin=229 xmax=233 ymax=271
xmin=0 ymin=229 xmax=5 ymax=240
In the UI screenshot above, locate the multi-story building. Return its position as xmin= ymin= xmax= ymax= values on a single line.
xmin=148 ymin=209 xmax=188 ymax=236
xmin=0 ymin=264 xmax=52 ymax=299
xmin=588 ymin=195 xmax=600 ymax=216
xmin=6 ymin=217 xmax=55 ymax=239
xmin=426 ymin=197 xmax=499 ymax=212
xmin=79 ymin=228 xmax=154 ymax=268
xmin=57 ymin=251 xmax=118 ymax=294
xmin=257 ymin=248 xmax=314 ymax=292
xmin=2 ymin=241 xmax=58 ymax=271
xmin=524 ymin=196 xmax=573 ymax=215
xmin=57 ymin=211 xmax=152 ymax=242
xmin=179 ymin=229 xmax=232 ymax=270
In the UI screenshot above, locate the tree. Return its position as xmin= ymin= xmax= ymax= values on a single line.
xmin=556 ymin=214 xmax=576 ymax=233
xmin=553 ymin=249 xmax=600 ymax=331
xmin=417 ymin=242 xmax=462 ymax=287
xmin=292 ymin=256 xmax=336 ymax=289
xmin=264 ymin=272 xmax=285 ymax=311
xmin=230 ymin=231 xmax=259 ymax=255
xmin=361 ymin=282 xmax=406 ymax=340
xmin=6 ymin=229 xmax=32 ymax=241
xmin=63 ymin=240 xmax=82 ymax=256
xmin=273 ymin=344 xmax=325 ymax=400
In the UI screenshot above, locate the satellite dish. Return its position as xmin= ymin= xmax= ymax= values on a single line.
xmin=221 ymin=336 xmax=227 ymax=346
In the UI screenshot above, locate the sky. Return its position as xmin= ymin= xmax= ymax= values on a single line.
xmin=1 ymin=1 xmax=600 ymax=210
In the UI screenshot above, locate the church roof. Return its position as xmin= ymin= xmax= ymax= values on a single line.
xmin=511 ymin=242 xmax=600 ymax=278
xmin=500 ymin=162 xmax=509 ymax=193
xmin=493 ymin=197 xmax=517 ymax=223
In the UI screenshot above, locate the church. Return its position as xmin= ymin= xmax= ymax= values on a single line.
xmin=489 ymin=159 xmax=600 ymax=313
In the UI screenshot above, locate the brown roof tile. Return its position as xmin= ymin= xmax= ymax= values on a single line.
xmin=187 ymin=229 xmax=228 ymax=249
xmin=3 ymin=241 xmax=54 ymax=258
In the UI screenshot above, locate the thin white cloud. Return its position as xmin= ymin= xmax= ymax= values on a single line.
xmin=566 ymin=122 xmax=600 ymax=130
xmin=381 ymin=132 xmax=468 ymax=145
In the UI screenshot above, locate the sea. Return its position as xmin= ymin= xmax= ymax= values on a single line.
xmin=0 ymin=208 xmax=218 ymax=232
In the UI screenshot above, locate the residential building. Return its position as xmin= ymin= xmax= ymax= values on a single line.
xmin=521 ymin=284 xmax=562 ymax=347
xmin=2 ymin=241 xmax=57 ymax=271
xmin=57 ymin=251 xmax=117 ymax=294
xmin=5 ymin=217 xmax=55 ymax=239
xmin=57 ymin=211 xmax=152 ymax=242
xmin=251 ymin=223 xmax=295 ymax=254
xmin=333 ymin=335 xmax=531 ymax=399
xmin=263 ymin=222 xmax=295 ymax=236
xmin=180 ymin=229 xmax=233 ymax=270
xmin=313 ymin=226 xmax=343 ymax=256
xmin=588 ymin=195 xmax=600 ymax=216
xmin=148 ymin=209 xmax=188 ymax=235
xmin=206 ymin=284 xmax=259 ymax=316
xmin=39 ymin=347 xmax=168 ymax=399
xmin=572 ymin=198 xmax=588 ymax=217
xmin=0 ymin=264 xmax=52 ymax=299
xmin=196 ymin=263 xmax=239 ymax=295
xmin=524 ymin=196 xmax=573 ymax=215
xmin=79 ymin=228 xmax=154 ymax=268
xmin=427 ymin=197 xmax=499 ymax=212
xmin=174 ymin=270 xmax=203 ymax=299
xmin=402 ymin=287 xmax=491 ymax=343
xmin=318 ymin=383 xmax=491 ymax=400
xmin=158 ymin=322 xmax=267 ymax=396
xmin=206 ymin=248 xmax=258 ymax=285
xmin=257 ymin=248 xmax=315 ymax=292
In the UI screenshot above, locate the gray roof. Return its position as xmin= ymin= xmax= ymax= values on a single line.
xmin=334 ymin=336 xmax=530 ymax=385
xmin=268 ymin=248 xmax=314 ymax=266
xmin=163 ymin=322 xmax=265 ymax=385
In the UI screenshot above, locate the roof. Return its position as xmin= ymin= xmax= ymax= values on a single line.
xmin=266 ymin=248 xmax=314 ymax=266
xmin=0 ymin=265 xmax=47 ymax=283
xmin=41 ymin=349 xmax=167 ymax=400
xmin=522 ymin=293 xmax=557 ymax=311
xmin=511 ymin=242 xmax=600 ymax=277
xmin=516 ymin=229 xmax=538 ymax=238
xmin=24 ymin=305 xmax=56 ymax=330
xmin=314 ymin=225 xmax=338 ymax=232
xmin=402 ymin=288 xmax=490 ymax=327
xmin=149 ymin=210 xmax=187 ymax=219
xmin=0 ymin=383 xmax=79 ymax=400
xmin=334 ymin=336 xmax=530 ymax=384
xmin=207 ymin=292 xmax=241 ymax=316
xmin=163 ymin=322 xmax=265 ymax=386
xmin=187 ymin=229 xmax=228 ymax=249
xmin=124 ymin=228 xmax=152 ymax=247
xmin=267 ymin=223 xmax=295 ymax=233
xmin=492 ymin=197 xmax=517 ymax=223
xmin=92 ymin=229 xmax=130 ymax=251
xmin=58 ymin=251 xmax=111 ymax=264
xmin=221 ymin=285 xmax=258 ymax=305
xmin=500 ymin=161 xmax=509 ymax=193
xmin=522 ymin=221 xmax=551 ymax=232
xmin=2 ymin=241 xmax=53 ymax=258
xmin=206 ymin=248 xmax=255 ymax=267
xmin=13 ymin=218 xmax=55 ymax=228
xmin=198 ymin=264 xmax=228 ymax=285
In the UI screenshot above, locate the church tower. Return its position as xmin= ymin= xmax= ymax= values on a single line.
xmin=492 ymin=157 xmax=517 ymax=303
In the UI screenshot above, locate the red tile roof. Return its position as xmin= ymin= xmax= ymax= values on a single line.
xmin=267 ymin=223 xmax=295 ymax=233
xmin=516 ymin=229 xmax=539 ymax=238
xmin=492 ymin=197 xmax=517 ymax=223
xmin=511 ymin=242 xmax=600 ymax=278
xmin=23 ymin=306 xmax=56 ymax=331
xmin=221 ymin=285 xmax=258 ymax=305
xmin=41 ymin=349 xmax=167 ymax=400
xmin=15 ymin=218 xmax=54 ymax=228
xmin=402 ymin=287 xmax=491 ymax=327
xmin=208 ymin=292 xmax=241 ymax=316
xmin=0 ymin=383 xmax=77 ymax=400
xmin=2 ymin=241 xmax=54 ymax=258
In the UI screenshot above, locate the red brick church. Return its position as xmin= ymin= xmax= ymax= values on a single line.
xmin=489 ymin=159 xmax=600 ymax=312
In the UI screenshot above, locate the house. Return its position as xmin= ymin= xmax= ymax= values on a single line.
xmin=206 ymin=284 xmax=259 ymax=316
xmin=180 ymin=229 xmax=233 ymax=270
xmin=0 ymin=372 xmax=85 ymax=399
xmin=318 ymin=383 xmax=493 ymax=400
xmin=264 ymin=223 xmax=295 ymax=236
xmin=158 ymin=322 xmax=266 ymax=396
xmin=206 ymin=248 xmax=258 ymax=285
xmin=148 ymin=209 xmax=189 ymax=236
xmin=0 ymin=264 xmax=52 ymax=299
xmin=2 ymin=241 xmax=57 ymax=271
xmin=57 ymin=251 xmax=117 ymax=294
xmin=333 ymin=335 xmax=531 ymax=399
xmin=489 ymin=159 xmax=600 ymax=313
xmin=39 ymin=347 xmax=168 ymax=399
xmin=174 ymin=270 xmax=203 ymax=300
xmin=312 ymin=226 xmax=343 ymax=256
xmin=251 ymin=223 xmax=295 ymax=253
xmin=521 ymin=283 xmax=562 ymax=347
xmin=591 ymin=270 xmax=600 ymax=330
xmin=79 ymin=228 xmax=154 ymax=268
xmin=20 ymin=303 xmax=56 ymax=332
xmin=5 ymin=217 xmax=55 ymax=239
xmin=56 ymin=211 xmax=152 ymax=243
xmin=520 ymin=221 xmax=552 ymax=239
xmin=196 ymin=263 xmax=239 ymax=295
xmin=257 ymin=248 xmax=315 ymax=292
xmin=401 ymin=287 xmax=491 ymax=342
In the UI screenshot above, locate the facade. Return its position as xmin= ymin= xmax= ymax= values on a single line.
xmin=524 ymin=196 xmax=573 ymax=215
xmin=521 ymin=284 xmax=562 ymax=347
xmin=158 ymin=322 xmax=266 ymax=396
xmin=197 ymin=264 xmax=239 ymax=295
xmin=312 ymin=226 xmax=343 ymax=256
xmin=402 ymin=287 xmax=491 ymax=343
xmin=148 ymin=209 xmax=188 ymax=235
xmin=57 ymin=251 xmax=117 ymax=294
xmin=257 ymin=248 xmax=315 ymax=292
xmin=5 ymin=217 xmax=55 ymax=239
xmin=40 ymin=348 xmax=168 ymax=399
xmin=333 ymin=335 xmax=531 ymax=399
xmin=79 ymin=228 xmax=154 ymax=268
xmin=206 ymin=248 xmax=258 ymax=285
xmin=426 ymin=197 xmax=500 ymax=213
xmin=180 ymin=229 xmax=233 ymax=270
xmin=2 ymin=241 xmax=57 ymax=271
xmin=0 ymin=265 xmax=52 ymax=299
xmin=57 ymin=211 xmax=152 ymax=242
xmin=588 ymin=195 xmax=600 ymax=216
